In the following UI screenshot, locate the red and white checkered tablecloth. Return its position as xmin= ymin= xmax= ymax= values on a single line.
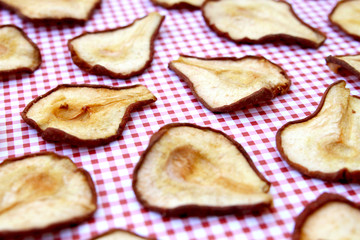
xmin=0 ymin=0 xmax=359 ymax=239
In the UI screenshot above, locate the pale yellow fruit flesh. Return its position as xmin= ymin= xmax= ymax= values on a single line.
xmin=94 ymin=230 xmax=147 ymax=240
xmin=329 ymin=55 xmax=360 ymax=74
xmin=70 ymin=12 xmax=163 ymax=76
xmin=170 ymin=56 xmax=289 ymax=109
xmin=25 ymin=85 xmax=156 ymax=140
xmin=154 ymin=0 xmax=205 ymax=7
xmin=281 ymin=81 xmax=360 ymax=173
xmin=203 ymin=0 xmax=325 ymax=45
xmin=300 ymin=202 xmax=360 ymax=240
xmin=0 ymin=26 xmax=40 ymax=72
xmin=0 ymin=154 xmax=95 ymax=232
xmin=136 ymin=126 xmax=272 ymax=209
xmin=0 ymin=0 xmax=99 ymax=20
xmin=331 ymin=0 xmax=360 ymax=37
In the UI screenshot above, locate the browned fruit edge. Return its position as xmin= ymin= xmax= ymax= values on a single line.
xmin=0 ymin=24 xmax=41 ymax=75
xmin=132 ymin=122 xmax=272 ymax=217
xmin=326 ymin=54 xmax=360 ymax=79
xmin=0 ymin=0 xmax=101 ymax=23
xmin=276 ymin=80 xmax=360 ymax=183
xmin=292 ymin=192 xmax=360 ymax=240
xmin=329 ymin=0 xmax=360 ymax=42
xmin=201 ymin=0 xmax=326 ymax=49
xmin=68 ymin=13 xmax=165 ymax=79
xmin=168 ymin=55 xmax=291 ymax=113
xmin=21 ymin=84 xmax=157 ymax=147
xmin=150 ymin=0 xmax=201 ymax=9
xmin=92 ymin=228 xmax=155 ymax=240
xmin=0 ymin=151 xmax=97 ymax=238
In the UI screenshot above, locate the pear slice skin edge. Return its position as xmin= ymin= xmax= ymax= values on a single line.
xmin=201 ymin=0 xmax=326 ymax=48
xmin=0 ymin=152 xmax=97 ymax=238
xmin=132 ymin=123 xmax=272 ymax=217
xmin=92 ymin=228 xmax=154 ymax=240
xmin=68 ymin=12 xmax=165 ymax=79
xmin=169 ymin=55 xmax=291 ymax=113
xmin=292 ymin=193 xmax=360 ymax=240
xmin=276 ymin=81 xmax=360 ymax=183
xmin=150 ymin=0 xmax=205 ymax=9
xmin=329 ymin=0 xmax=360 ymax=41
xmin=0 ymin=24 xmax=41 ymax=75
xmin=21 ymin=84 xmax=157 ymax=147
xmin=0 ymin=0 xmax=101 ymax=22
xmin=326 ymin=54 xmax=360 ymax=79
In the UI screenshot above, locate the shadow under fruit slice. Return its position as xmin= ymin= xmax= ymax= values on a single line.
xmin=151 ymin=0 xmax=205 ymax=9
xmin=92 ymin=229 xmax=153 ymax=240
xmin=21 ymin=84 xmax=157 ymax=147
xmin=0 ymin=0 xmax=101 ymax=22
xmin=0 ymin=25 xmax=41 ymax=75
xmin=169 ymin=55 xmax=290 ymax=113
xmin=326 ymin=54 xmax=360 ymax=79
xmin=329 ymin=0 xmax=360 ymax=41
xmin=0 ymin=152 xmax=97 ymax=238
xmin=276 ymin=81 xmax=360 ymax=183
xmin=68 ymin=12 xmax=165 ymax=79
xmin=132 ymin=123 xmax=272 ymax=217
xmin=202 ymin=0 xmax=326 ymax=48
xmin=292 ymin=193 xmax=360 ymax=240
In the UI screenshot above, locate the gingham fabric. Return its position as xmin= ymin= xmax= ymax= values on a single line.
xmin=0 ymin=0 xmax=359 ymax=239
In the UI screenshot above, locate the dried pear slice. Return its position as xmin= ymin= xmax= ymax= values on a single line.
xmin=0 ymin=152 xmax=97 ymax=238
xmin=202 ymin=0 xmax=326 ymax=48
xmin=169 ymin=55 xmax=290 ymax=113
xmin=292 ymin=193 xmax=360 ymax=240
xmin=133 ymin=123 xmax=272 ymax=217
xmin=0 ymin=25 xmax=41 ymax=75
xmin=92 ymin=229 xmax=152 ymax=240
xmin=326 ymin=54 xmax=360 ymax=79
xmin=68 ymin=12 xmax=165 ymax=79
xmin=0 ymin=0 xmax=100 ymax=22
xmin=329 ymin=0 xmax=360 ymax=41
xmin=151 ymin=0 xmax=205 ymax=9
xmin=276 ymin=81 xmax=360 ymax=183
xmin=21 ymin=84 xmax=157 ymax=147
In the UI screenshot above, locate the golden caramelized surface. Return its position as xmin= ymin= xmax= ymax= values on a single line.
xmin=153 ymin=0 xmax=205 ymax=8
xmin=93 ymin=229 xmax=148 ymax=240
xmin=0 ymin=0 xmax=99 ymax=20
xmin=25 ymin=85 xmax=156 ymax=140
xmin=69 ymin=12 xmax=163 ymax=76
xmin=170 ymin=56 xmax=289 ymax=110
xmin=299 ymin=202 xmax=360 ymax=240
xmin=280 ymin=81 xmax=360 ymax=173
xmin=203 ymin=0 xmax=325 ymax=46
xmin=0 ymin=26 xmax=40 ymax=72
xmin=135 ymin=125 xmax=272 ymax=210
xmin=330 ymin=0 xmax=360 ymax=38
xmin=0 ymin=153 xmax=96 ymax=232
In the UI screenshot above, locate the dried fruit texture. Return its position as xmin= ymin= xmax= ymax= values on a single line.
xmin=329 ymin=0 xmax=360 ymax=41
xmin=293 ymin=193 xmax=360 ymax=240
xmin=277 ymin=81 xmax=360 ymax=183
xmin=68 ymin=12 xmax=165 ymax=79
xmin=21 ymin=84 xmax=156 ymax=147
xmin=0 ymin=25 xmax=41 ymax=75
xmin=169 ymin=55 xmax=290 ymax=112
xmin=0 ymin=0 xmax=100 ymax=22
xmin=93 ymin=229 xmax=152 ymax=240
xmin=326 ymin=54 xmax=360 ymax=79
xmin=0 ymin=152 xmax=96 ymax=237
xmin=133 ymin=123 xmax=272 ymax=217
xmin=151 ymin=0 xmax=205 ymax=9
xmin=202 ymin=0 xmax=326 ymax=48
